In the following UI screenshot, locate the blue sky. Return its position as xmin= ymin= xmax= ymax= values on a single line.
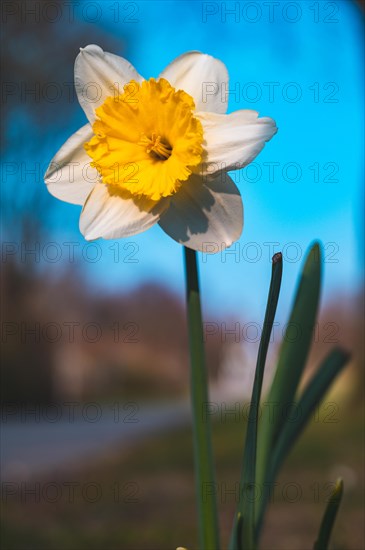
xmin=3 ymin=0 xmax=364 ymax=322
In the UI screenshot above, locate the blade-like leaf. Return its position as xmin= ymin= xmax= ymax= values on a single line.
xmin=234 ymin=512 xmax=243 ymax=550
xmin=256 ymin=242 xmax=322 ymax=493
xmin=256 ymin=348 xmax=350 ymax=535
xmin=272 ymin=347 xmax=350 ymax=477
xmin=229 ymin=253 xmax=282 ymax=550
xmin=314 ymin=478 xmax=344 ymax=550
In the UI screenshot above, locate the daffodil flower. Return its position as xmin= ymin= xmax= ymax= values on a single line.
xmin=45 ymin=45 xmax=277 ymax=252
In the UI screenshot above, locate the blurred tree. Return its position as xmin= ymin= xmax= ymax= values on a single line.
xmin=1 ymin=1 xmax=132 ymax=406
xmin=1 ymin=0 xmax=122 ymax=148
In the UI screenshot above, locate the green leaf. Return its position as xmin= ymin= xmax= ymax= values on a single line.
xmin=256 ymin=242 xmax=322 ymax=494
xmin=314 ymin=478 xmax=344 ymax=550
xmin=235 ymin=513 xmax=243 ymax=550
xmin=229 ymin=253 xmax=282 ymax=550
xmin=271 ymin=347 xmax=350 ymax=478
xmin=255 ymin=348 xmax=350 ymax=536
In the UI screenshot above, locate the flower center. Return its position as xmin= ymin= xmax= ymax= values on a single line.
xmin=84 ymin=78 xmax=203 ymax=201
xmin=139 ymin=133 xmax=172 ymax=160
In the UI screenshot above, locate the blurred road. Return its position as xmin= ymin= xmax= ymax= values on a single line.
xmin=0 ymin=400 xmax=191 ymax=481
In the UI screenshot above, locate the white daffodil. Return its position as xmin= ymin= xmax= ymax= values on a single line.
xmin=45 ymin=45 xmax=277 ymax=252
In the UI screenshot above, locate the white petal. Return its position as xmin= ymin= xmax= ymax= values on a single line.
xmin=159 ymin=51 xmax=229 ymax=114
xmin=196 ymin=110 xmax=277 ymax=175
xmin=75 ymin=44 xmax=144 ymax=123
xmin=159 ymin=173 xmax=243 ymax=252
xmin=80 ymin=183 xmax=168 ymax=240
xmin=45 ymin=124 xmax=98 ymax=205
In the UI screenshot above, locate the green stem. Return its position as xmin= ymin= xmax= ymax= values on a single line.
xmin=184 ymin=247 xmax=220 ymax=550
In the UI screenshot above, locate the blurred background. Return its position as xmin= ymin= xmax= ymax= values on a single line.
xmin=1 ymin=1 xmax=364 ymax=548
